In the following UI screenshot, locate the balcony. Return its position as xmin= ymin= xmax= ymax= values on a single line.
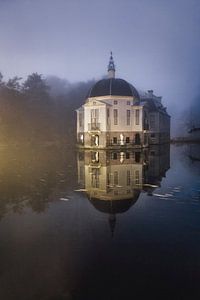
xmin=88 ymin=123 xmax=101 ymax=131
xmin=109 ymin=140 xmax=133 ymax=146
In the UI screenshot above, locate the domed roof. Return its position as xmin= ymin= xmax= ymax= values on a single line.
xmin=87 ymin=78 xmax=140 ymax=99
xmin=88 ymin=190 xmax=140 ymax=214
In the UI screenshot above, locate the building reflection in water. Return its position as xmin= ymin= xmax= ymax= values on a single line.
xmin=77 ymin=145 xmax=170 ymax=236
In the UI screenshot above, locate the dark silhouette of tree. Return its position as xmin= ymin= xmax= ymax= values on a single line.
xmin=23 ymin=73 xmax=49 ymax=99
xmin=6 ymin=76 xmax=22 ymax=91
xmin=0 ymin=72 xmax=4 ymax=87
xmin=0 ymin=71 xmax=95 ymax=143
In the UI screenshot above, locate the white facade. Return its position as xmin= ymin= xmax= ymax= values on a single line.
xmin=77 ymin=146 xmax=170 ymax=202
xmin=76 ymin=54 xmax=170 ymax=148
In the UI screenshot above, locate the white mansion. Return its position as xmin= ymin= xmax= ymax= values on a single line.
xmin=76 ymin=53 xmax=170 ymax=148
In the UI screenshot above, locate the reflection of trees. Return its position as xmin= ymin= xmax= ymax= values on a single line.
xmin=0 ymin=145 xmax=76 ymax=219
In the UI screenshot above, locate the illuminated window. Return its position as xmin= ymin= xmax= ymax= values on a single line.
xmin=80 ymin=134 xmax=84 ymax=144
xmin=91 ymin=151 xmax=99 ymax=163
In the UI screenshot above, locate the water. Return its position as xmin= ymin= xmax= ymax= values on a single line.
xmin=0 ymin=144 xmax=200 ymax=299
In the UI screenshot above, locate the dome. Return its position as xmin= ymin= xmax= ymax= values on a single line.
xmin=87 ymin=190 xmax=140 ymax=214
xmin=87 ymin=78 xmax=140 ymax=99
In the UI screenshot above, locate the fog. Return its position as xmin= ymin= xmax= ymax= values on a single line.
xmin=0 ymin=0 xmax=200 ymax=136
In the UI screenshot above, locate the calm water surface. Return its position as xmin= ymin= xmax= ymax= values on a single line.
xmin=0 ymin=144 xmax=200 ymax=300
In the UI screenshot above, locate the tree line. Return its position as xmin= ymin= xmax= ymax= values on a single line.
xmin=0 ymin=72 xmax=94 ymax=144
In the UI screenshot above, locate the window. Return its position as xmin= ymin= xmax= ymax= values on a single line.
xmin=135 ymin=109 xmax=140 ymax=125
xmin=114 ymin=109 xmax=118 ymax=125
xmin=91 ymin=151 xmax=99 ymax=163
xmin=127 ymin=170 xmax=131 ymax=186
xmin=91 ymin=109 xmax=99 ymax=124
xmin=79 ymin=112 xmax=83 ymax=127
xmin=91 ymin=169 xmax=100 ymax=188
xmin=91 ymin=135 xmax=99 ymax=146
xmin=143 ymin=111 xmax=149 ymax=130
xmin=127 ymin=110 xmax=131 ymax=125
xmin=126 ymin=152 xmax=130 ymax=159
xmin=135 ymin=133 xmax=141 ymax=145
xmin=150 ymin=115 xmax=155 ymax=129
xmin=135 ymin=170 xmax=140 ymax=184
xmin=114 ymin=171 xmax=118 ymax=185
xmin=114 ymin=100 xmax=118 ymax=105
xmin=79 ymin=134 xmax=84 ymax=144
xmin=113 ymin=137 xmax=117 ymax=144
xmin=80 ymin=166 xmax=84 ymax=181
xmin=79 ymin=152 xmax=84 ymax=160
xmin=135 ymin=152 xmax=141 ymax=163
xmin=126 ymin=137 xmax=130 ymax=144
xmin=107 ymin=173 xmax=110 ymax=186
xmin=127 ymin=101 xmax=131 ymax=105
xmin=107 ymin=108 xmax=110 ymax=125
xmin=144 ymin=133 xmax=147 ymax=144
xmin=151 ymin=133 xmax=155 ymax=138
xmin=112 ymin=152 xmax=117 ymax=159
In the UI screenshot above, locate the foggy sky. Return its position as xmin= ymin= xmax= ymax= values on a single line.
xmin=0 ymin=0 xmax=200 ymax=133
